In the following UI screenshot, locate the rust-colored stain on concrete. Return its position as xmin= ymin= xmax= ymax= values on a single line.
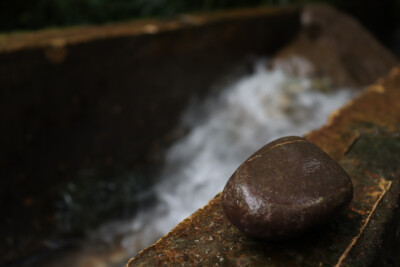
xmin=128 ymin=67 xmax=400 ymax=266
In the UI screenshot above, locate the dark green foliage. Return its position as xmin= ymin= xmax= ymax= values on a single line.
xmin=0 ymin=0 xmax=293 ymax=32
xmin=1 ymin=0 xmax=398 ymax=38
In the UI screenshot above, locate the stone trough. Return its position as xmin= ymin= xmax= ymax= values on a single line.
xmin=1 ymin=3 xmax=399 ymax=266
xmin=0 ymin=5 xmax=300 ymax=266
xmin=128 ymin=65 xmax=400 ymax=266
xmin=127 ymin=4 xmax=400 ymax=267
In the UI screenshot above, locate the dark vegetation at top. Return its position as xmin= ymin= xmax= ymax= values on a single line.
xmin=0 ymin=0 xmax=398 ymax=35
xmin=1 ymin=0 xmax=287 ymax=32
xmin=2 ymin=0 xmax=399 ymax=55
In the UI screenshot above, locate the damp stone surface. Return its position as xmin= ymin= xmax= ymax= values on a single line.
xmin=128 ymin=64 xmax=400 ymax=267
xmin=222 ymin=136 xmax=353 ymax=240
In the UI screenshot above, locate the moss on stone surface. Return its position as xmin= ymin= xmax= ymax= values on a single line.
xmin=128 ymin=65 xmax=400 ymax=266
xmin=345 ymin=130 xmax=400 ymax=177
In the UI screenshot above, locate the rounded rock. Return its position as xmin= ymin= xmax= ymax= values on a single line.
xmin=222 ymin=136 xmax=353 ymax=240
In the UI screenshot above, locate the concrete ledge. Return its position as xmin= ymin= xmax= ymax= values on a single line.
xmin=128 ymin=67 xmax=400 ymax=266
xmin=0 ymin=6 xmax=298 ymax=52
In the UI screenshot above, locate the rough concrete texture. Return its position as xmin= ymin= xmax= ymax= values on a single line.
xmin=128 ymin=65 xmax=400 ymax=266
xmin=272 ymin=4 xmax=398 ymax=88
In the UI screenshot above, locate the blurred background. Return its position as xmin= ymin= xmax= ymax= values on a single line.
xmin=1 ymin=0 xmax=400 ymax=52
xmin=1 ymin=1 xmax=399 ymax=266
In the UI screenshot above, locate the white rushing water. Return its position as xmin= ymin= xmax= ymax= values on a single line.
xmin=90 ymin=59 xmax=357 ymax=263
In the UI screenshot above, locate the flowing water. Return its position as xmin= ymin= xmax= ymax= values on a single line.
xmin=51 ymin=59 xmax=358 ymax=266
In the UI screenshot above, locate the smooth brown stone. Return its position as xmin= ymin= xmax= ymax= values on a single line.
xmin=222 ymin=136 xmax=353 ymax=240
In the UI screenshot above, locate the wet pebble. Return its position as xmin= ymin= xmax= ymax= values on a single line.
xmin=222 ymin=136 xmax=353 ymax=240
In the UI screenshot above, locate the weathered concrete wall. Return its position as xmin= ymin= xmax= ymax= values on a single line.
xmin=0 ymin=7 xmax=300 ymax=265
xmin=272 ymin=4 xmax=398 ymax=88
xmin=128 ymin=66 xmax=400 ymax=266
xmin=0 ymin=6 xmax=299 ymax=197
